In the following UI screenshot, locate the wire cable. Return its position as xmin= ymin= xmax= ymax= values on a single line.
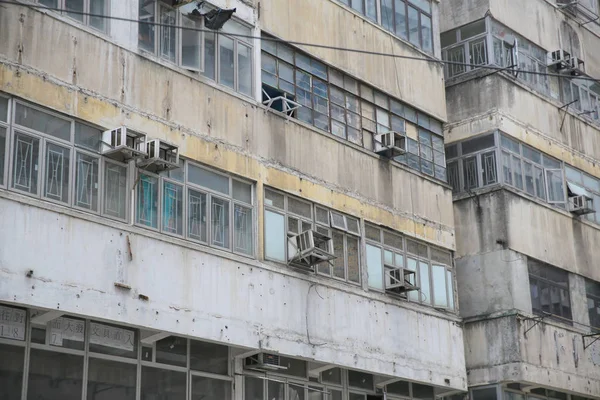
xmin=1 ymin=0 xmax=600 ymax=84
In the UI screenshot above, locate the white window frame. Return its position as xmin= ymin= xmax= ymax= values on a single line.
xmin=37 ymin=0 xmax=111 ymax=33
xmin=138 ymin=0 xmax=205 ymax=73
xmin=5 ymin=98 xmax=130 ymax=222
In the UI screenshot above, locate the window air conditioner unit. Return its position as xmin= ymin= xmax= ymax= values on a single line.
xmin=245 ymin=353 xmax=288 ymax=372
xmin=548 ymin=49 xmax=571 ymax=70
xmin=138 ymin=139 xmax=180 ymax=172
xmin=569 ymin=194 xmax=594 ymax=215
xmin=384 ymin=264 xmax=418 ymax=294
xmin=288 ymin=230 xmax=336 ymax=270
xmin=566 ymin=57 xmax=585 ymax=76
xmin=374 ymin=131 xmax=407 ymax=158
xmin=101 ymin=127 xmax=148 ymax=162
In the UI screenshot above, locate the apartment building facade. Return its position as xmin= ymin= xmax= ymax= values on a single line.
xmin=440 ymin=1 xmax=600 ymax=400
xmin=0 ymin=1 xmax=466 ymax=400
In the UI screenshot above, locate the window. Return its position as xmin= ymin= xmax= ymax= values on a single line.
xmin=138 ymin=2 xmax=253 ymax=97
xmin=337 ymin=0 xmax=433 ymax=53
xmin=500 ymin=134 xmax=565 ymax=207
xmin=4 ymin=99 xmax=129 ymax=220
xmin=563 ymin=78 xmax=600 ymax=125
xmin=441 ymin=19 xmax=488 ymax=78
xmin=134 ymin=162 xmax=255 ymax=256
xmin=264 ymin=188 xmax=362 ymax=285
xmin=37 ymin=0 xmax=109 ymax=32
xmin=262 ymin=38 xmax=446 ymax=182
xmin=445 ymin=133 xmax=497 ymax=193
xmin=565 ymin=165 xmax=600 ymax=224
xmin=528 ymin=259 xmax=572 ymax=322
xmin=586 ymin=279 xmax=600 ymax=330
xmin=365 ymin=223 xmax=455 ymax=310
xmin=205 ymin=20 xmax=254 ymax=96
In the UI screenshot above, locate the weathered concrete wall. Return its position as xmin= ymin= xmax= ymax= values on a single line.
xmin=439 ymin=0 xmax=490 ymax=32
xmin=454 ymin=189 xmax=600 ymax=283
xmin=464 ymin=315 xmax=600 ymax=396
xmin=261 ymin=0 xmax=447 ymax=120
xmin=455 ymin=250 xmax=532 ymax=319
xmin=0 ymin=195 xmax=467 ymax=391
xmin=0 ymin=3 xmax=455 ymax=249
xmin=446 ymin=74 xmax=600 ymax=178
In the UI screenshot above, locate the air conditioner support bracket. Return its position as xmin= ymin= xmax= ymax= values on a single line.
xmin=582 ymin=332 xmax=600 ymax=350
xmin=523 ymin=314 xmax=548 ymax=337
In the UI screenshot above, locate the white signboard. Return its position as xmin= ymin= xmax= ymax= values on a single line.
xmin=90 ymin=322 xmax=135 ymax=352
xmin=0 ymin=305 xmax=26 ymax=341
xmin=50 ymin=317 xmax=85 ymax=346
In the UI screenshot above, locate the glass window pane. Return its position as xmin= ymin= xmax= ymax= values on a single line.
xmin=472 ymin=388 xmax=497 ymax=400
xmin=421 ymin=14 xmax=432 ymax=53
xmin=546 ymin=169 xmax=564 ymax=203
xmin=512 ymin=156 xmax=523 ymax=190
xmin=419 ymin=261 xmax=431 ymax=304
xmin=238 ymin=43 xmax=253 ymax=96
xmin=163 ymin=181 xmax=184 ymax=235
xmin=89 ymin=0 xmax=107 ymax=31
xmin=463 ymin=156 xmax=478 ymax=189
xmin=265 ymin=210 xmax=286 ymax=261
xmin=12 ymin=132 xmax=40 ymax=194
xmin=104 ymin=162 xmax=127 ymax=219
xmin=75 ymin=152 xmax=99 ymax=211
xmin=432 ymin=265 xmax=448 ymax=307
xmin=188 ymin=189 xmax=207 ymax=242
xmin=75 ymin=123 xmax=102 ymax=151
xmin=28 ymin=349 xmax=84 ymax=400
xmin=288 ymin=197 xmax=312 ymax=218
xmin=48 ymin=317 xmax=85 ymax=349
xmin=156 ymin=336 xmax=187 ymax=367
xmin=211 ymin=197 xmax=230 ymax=249
xmin=44 ymin=142 xmax=70 ymax=203
xmin=65 ymin=0 xmax=84 ymax=22
xmin=141 ymin=366 xmax=186 ymax=400
xmin=160 ymin=7 xmax=176 ymax=62
xmin=524 ymin=162 xmax=535 ymax=195
xmin=219 ymin=36 xmax=235 ymax=89
xmin=265 ymin=189 xmax=284 ymax=209
xmin=348 ymin=370 xmax=374 ymax=390
xmin=233 ymin=180 xmax=252 ymax=204
xmin=346 ymin=235 xmax=360 ymax=283
xmin=413 ymin=383 xmax=435 ymax=400
xmin=394 ymin=0 xmax=408 ymax=39
xmin=332 ymin=231 xmax=346 ymax=279
xmin=462 ymin=134 xmax=495 ymax=154
xmin=15 ymin=104 xmax=71 ymax=141
xmin=502 ymin=152 xmax=512 ymax=186
xmin=245 ymin=377 xmax=264 ymax=400
xmin=188 ymin=164 xmax=230 ymax=194
xmin=89 ymin=322 xmax=137 ymax=358
xmin=181 ymin=15 xmax=202 ymax=70
xmin=351 ymin=0 xmax=365 ymax=14
xmin=366 ymin=0 xmax=377 ymax=21
xmin=408 ymin=6 xmax=420 ymax=46
xmin=0 ymin=97 xmax=7 ymax=122
xmin=190 ymin=340 xmax=228 ymax=374
xmin=137 ymin=174 xmax=159 ymax=228
xmin=381 ymin=0 xmax=394 ymax=32
xmin=192 ymin=376 xmax=231 ymax=400
xmin=87 ymin=358 xmax=136 ymax=400
xmin=139 ymin=1 xmax=156 ymax=53
xmin=387 ymin=380 xmax=410 ymax=397
xmin=268 ymin=380 xmax=285 ymax=400
xmin=234 ymin=204 xmax=253 ymax=255
xmin=0 ymin=344 xmax=24 ymax=399
xmin=366 ymin=244 xmax=383 ymax=289
xmin=203 ymin=32 xmax=216 ymax=80
xmin=289 ymin=384 xmax=305 ymax=400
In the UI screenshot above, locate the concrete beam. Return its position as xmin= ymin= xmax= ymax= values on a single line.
xmin=30 ymin=311 xmax=63 ymax=326
xmin=140 ymin=331 xmax=171 ymax=345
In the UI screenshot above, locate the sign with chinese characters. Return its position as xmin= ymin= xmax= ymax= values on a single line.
xmin=90 ymin=322 xmax=135 ymax=352
xmin=50 ymin=317 xmax=85 ymax=346
xmin=0 ymin=305 xmax=26 ymax=341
